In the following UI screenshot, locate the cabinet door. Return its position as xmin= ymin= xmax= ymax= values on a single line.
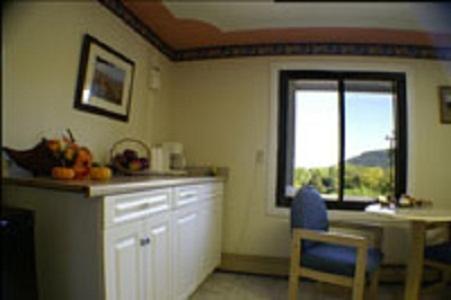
xmin=172 ymin=208 xmax=199 ymax=300
xmin=105 ymin=222 xmax=143 ymax=300
xmin=142 ymin=214 xmax=172 ymax=300
xmin=197 ymin=201 xmax=215 ymax=283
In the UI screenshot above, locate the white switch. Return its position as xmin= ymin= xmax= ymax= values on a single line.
xmin=148 ymin=66 xmax=160 ymax=90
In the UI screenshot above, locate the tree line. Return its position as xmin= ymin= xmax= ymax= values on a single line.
xmin=294 ymin=164 xmax=393 ymax=197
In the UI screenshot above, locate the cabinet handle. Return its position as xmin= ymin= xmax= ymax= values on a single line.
xmin=140 ymin=237 xmax=151 ymax=246
xmin=180 ymin=191 xmax=197 ymax=198
xmin=116 ymin=195 xmax=167 ymax=211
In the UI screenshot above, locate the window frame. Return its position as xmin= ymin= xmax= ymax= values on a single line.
xmin=276 ymin=70 xmax=407 ymax=210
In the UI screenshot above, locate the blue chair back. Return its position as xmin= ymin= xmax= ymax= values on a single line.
xmin=291 ymin=185 xmax=329 ymax=249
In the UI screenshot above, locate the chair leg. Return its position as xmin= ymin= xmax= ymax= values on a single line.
xmin=368 ymin=268 xmax=380 ymax=300
xmin=352 ymin=277 xmax=365 ymax=300
xmin=289 ymin=231 xmax=301 ymax=300
xmin=445 ymin=270 xmax=450 ymax=285
xmin=423 ymin=263 xmax=451 ymax=294
xmin=438 ymin=269 xmax=450 ymax=291
xmin=352 ymin=246 xmax=368 ymax=300
xmin=288 ymin=273 xmax=299 ymax=300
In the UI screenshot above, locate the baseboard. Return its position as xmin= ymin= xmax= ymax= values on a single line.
xmin=219 ymin=253 xmax=441 ymax=284
xmin=219 ymin=253 xmax=289 ymax=277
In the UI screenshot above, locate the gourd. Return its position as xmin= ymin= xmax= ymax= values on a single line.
xmin=90 ymin=167 xmax=112 ymax=181
xmin=51 ymin=167 xmax=75 ymax=180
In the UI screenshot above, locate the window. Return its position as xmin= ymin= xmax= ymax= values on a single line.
xmin=277 ymin=71 xmax=407 ymax=210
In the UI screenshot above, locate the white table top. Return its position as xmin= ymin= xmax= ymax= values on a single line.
xmin=365 ymin=204 xmax=451 ymax=222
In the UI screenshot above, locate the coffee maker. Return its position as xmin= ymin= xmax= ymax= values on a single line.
xmin=162 ymin=142 xmax=186 ymax=171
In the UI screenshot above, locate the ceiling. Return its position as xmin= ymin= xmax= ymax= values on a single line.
xmin=122 ymin=1 xmax=451 ymax=50
xmin=163 ymin=2 xmax=449 ymax=33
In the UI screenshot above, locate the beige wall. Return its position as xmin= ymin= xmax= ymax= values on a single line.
xmin=3 ymin=2 xmax=173 ymax=163
xmin=170 ymin=56 xmax=451 ymax=261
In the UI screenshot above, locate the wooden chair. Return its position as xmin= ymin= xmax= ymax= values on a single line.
xmin=423 ymin=223 xmax=451 ymax=292
xmin=288 ymin=186 xmax=383 ymax=300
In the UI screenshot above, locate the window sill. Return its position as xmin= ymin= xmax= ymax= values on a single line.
xmin=276 ymin=196 xmax=375 ymax=211
xmin=325 ymin=200 xmax=374 ymax=211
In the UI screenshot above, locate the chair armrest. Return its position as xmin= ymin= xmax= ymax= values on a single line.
xmin=425 ymin=223 xmax=448 ymax=230
xmin=292 ymin=228 xmax=368 ymax=249
xmin=425 ymin=222 xmax=451 ymax=243
xmin=289 ymin=229 xmax=369 ymax=280
xmin=329 ymin=220 xmax=383 ymax=248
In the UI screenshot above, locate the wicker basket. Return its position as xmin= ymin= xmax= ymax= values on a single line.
xmin=110 ymin=138 xmax=151 ymax=176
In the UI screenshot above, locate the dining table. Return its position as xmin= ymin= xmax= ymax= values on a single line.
xmin=365 ymin=203 xmax=451 ymax=300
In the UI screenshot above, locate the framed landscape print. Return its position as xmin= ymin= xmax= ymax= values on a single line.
xmin=74 ymin=34 xmax=135 ymax=122
xmin=439 ymin=86 xmax=451 ymax=124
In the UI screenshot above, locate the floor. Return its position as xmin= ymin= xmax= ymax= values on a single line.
xmin=190 ymin=272 xmax=451 ymax=300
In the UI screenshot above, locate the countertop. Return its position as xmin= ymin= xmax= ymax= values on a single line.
xmin=2 ymin=175 xmax=224 ymax=198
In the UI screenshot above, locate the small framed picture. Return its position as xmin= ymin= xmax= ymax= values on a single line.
xmin=439 ymin=86 xmax=451 ymax=124
xmin=74 ymin=34 xmax=135 ymax=122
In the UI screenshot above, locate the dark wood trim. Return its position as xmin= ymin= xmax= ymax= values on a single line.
xmin=325 ymin=200 xmax=373 ymax=211
xmin=98 ymin=0 xmax=451 ymax=62
xmin=174 ymin=43 xmax=451 ymax=62
xmin=277 ymin=70 xmax=407 ymax=210
xmin=439 ymin=86 xmax=451 ymax=124
xmin=395 ymin=75 xmax=408 ymax=199
xmin=276 ymin=71 xmax=291 ymax=207
xmin=338 ymin=79 xmax=345 ymax=204
xmin=0 ymin=1 xmax=4 ymax=187
xmin=73 ymin=34 xmax=135 ymax=122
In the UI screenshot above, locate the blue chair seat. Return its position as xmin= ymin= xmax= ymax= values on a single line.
xmin=425 ymin=242 xmax=451 ymax=264
xmin=301 ymin=243 xmax=383 ymax=277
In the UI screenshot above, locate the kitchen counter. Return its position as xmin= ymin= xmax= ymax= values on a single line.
xmin=2 ymin=175 xmax=224 ymax=198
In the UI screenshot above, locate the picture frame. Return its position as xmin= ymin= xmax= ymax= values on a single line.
xmin=439 ymin=86 xmax=451 ymax=124
xmin=74 ymin=34 xmax=135 ymax=122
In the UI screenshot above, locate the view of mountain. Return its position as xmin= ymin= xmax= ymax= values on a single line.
xmin=346 ymin=149 xmax=392 ymax=168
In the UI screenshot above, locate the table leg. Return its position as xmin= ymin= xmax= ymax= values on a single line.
xmin=404 ymin=221 xmax=426 ymax=300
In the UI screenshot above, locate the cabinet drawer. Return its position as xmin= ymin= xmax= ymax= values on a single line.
xmin=174 ymin=185 xmax=199 ymax=208
xmin=198 ymin=182 xmax=223 ymax=198
xmin=105 ymin=189 xmax=171 ymax=228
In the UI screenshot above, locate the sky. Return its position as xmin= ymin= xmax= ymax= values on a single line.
xmin=294 ymin=90 xmax=394 ymax=168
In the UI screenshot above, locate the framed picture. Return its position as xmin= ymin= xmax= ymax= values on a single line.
xmin=74 ymin=34 xmax=135 ymax=122
xmin=439 ymin=86 xmax=451 ymax=124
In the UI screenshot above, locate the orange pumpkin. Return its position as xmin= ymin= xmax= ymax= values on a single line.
xmin=51 ymin=167 xmax=75 ymax=180
xmin=73 ymin=147 xmax=92 ymax=179
xmin=90 ymin=167 xmax=112 ymax=181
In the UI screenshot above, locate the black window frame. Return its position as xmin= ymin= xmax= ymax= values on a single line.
xmin=277 ymin=70 xmax=407 ymax=210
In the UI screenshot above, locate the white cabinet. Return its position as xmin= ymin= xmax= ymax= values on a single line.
xmin=213 ymin=195 xmax=223 ymax=268
xmin=105 ymin=213 xmax=172 ymax=300
xmin=172 ymin=207 xmax=200 ymax=300
xmin=197 ymin=200 xmax=216 ymax=282
xmin=105 ymin=182 xmax=223 ymax=300
xmin=199 ymin=183 xmax=224 ymax=277
xmin=105 ymin=221 xmax=143 ymax=300
xmin=3 ymin=179 xmax=223 ymax=300
xmin=143 ymin=214 xmax=172 ymax=300
xmin=105 ymin=191 xmax=173 ymax=300
xmin=172 ymin=183 xmax=224 ymax=300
